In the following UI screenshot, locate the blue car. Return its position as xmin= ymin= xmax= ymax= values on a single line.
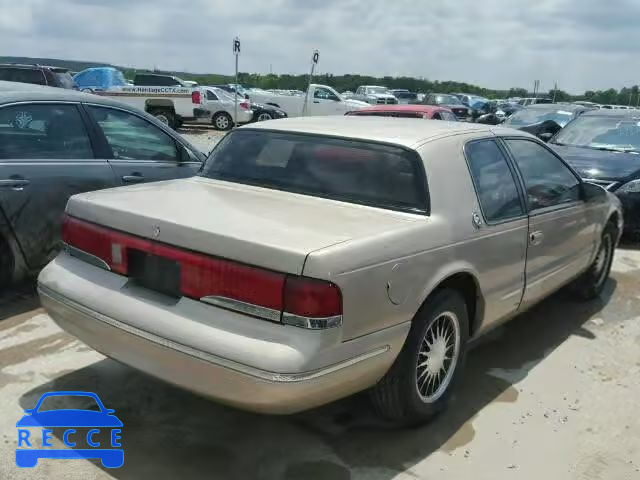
xmin=73 ymin=67 xmax=127 ymax=92
xmin=16 ymin=391 xmax=123 ymax=468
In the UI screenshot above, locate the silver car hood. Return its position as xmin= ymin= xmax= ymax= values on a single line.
xmin=66 ymin=177 xmax=418 ymax=275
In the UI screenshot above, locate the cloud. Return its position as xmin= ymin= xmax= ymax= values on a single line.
xmin=1 ymin=0 xmax=639 ymax=93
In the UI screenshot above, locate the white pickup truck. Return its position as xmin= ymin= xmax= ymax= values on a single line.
xmin=95 ymin=85 xmax=210 ymax=129
xmin=246 ymin=84 xmax=369 ymax=117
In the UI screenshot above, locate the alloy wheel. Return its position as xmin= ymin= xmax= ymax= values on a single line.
xmin=415 ymin=311 xmax=461 ymax=403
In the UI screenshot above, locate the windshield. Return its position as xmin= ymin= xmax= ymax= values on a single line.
xmin=505 ymin=108 xmax=575 ymax=127
xmin=433 ymin=95 xmax=461 ymax=105
xmin=366 ymin=87 xmax=389 ymax=94
xmin=200 ymin=130 xmax=428 ymax=213
xmin=553 ymin=116 xmax=640 ymax=152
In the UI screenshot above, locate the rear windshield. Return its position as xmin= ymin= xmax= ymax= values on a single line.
xmin=0 ymin=67 xmax=46 ymax=85
xmin=200 ymin=130 xmax=428 ymax=214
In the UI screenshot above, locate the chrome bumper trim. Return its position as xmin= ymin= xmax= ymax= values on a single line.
xmin=39 ymin=284 xmax=388 ymax=383
xmin=282 ymin=312 xmax=343 ymax=329
xmin=200 ymin=295 xmax=281 ymax=322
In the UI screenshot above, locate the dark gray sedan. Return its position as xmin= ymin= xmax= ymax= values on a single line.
xmin=0 ymin=81 xmax=205 ymax=286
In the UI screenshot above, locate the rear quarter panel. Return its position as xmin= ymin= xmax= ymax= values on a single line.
xmin=304 ymin=132 xmax=528 ymax=341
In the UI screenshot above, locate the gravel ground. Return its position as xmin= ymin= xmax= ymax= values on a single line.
xmin=0 ymin=246 xmax=639 ymax=479
xmin=179 ymin=125 xmax=225 ymax=154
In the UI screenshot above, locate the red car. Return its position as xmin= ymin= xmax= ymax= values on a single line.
xmin=345 ymin=104 xmax=458 ymax=121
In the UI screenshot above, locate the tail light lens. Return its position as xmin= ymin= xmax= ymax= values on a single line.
xmin=62 ymin=216 xmax=342 ymax=329
xmin=283 ymin=276 xmax=342 ymax=329
xmin=239 ymin=101 xmax=250 ymax=110
xmin=191 ymin=91 xmax=201 ymax=104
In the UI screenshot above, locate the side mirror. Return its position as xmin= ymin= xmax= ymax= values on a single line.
xmin=581 ymin=182 xmax=607 ymax=202
xmin=538 ymin=132 xmax=554 ymax=142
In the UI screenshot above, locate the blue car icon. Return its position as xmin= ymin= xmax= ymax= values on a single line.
xmin=16 ymin=391 xmax=123 ymax=468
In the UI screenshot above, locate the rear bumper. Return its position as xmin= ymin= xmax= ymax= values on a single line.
xmin=38 ymin=254 xmax=408 ymax=414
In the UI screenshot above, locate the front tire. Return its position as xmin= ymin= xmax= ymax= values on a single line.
xmin=570 ymin=223 xmax=616 ymax=300
xmin=213 ymin=112 xmax=233 ymax=130
xmin=256 ymin=111 xmax=274 ymax=122
xmin=371 ymin=289 xmax=469 ymax=425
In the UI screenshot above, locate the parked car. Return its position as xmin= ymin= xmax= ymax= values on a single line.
xmin=495 ymin=102 xmax=524 ymax=119
xmin=247 ymin=84 xmax=368 ymax=117
xmin=548 ymin=109 xmax=640 ymax=236
xmin=202 ymin=87 xmax=253 ymax=130
xmin=422 ymin=93 xmax=470 ymax=119
xmin=389 ymin=89 xmax=418 ymax=103
xmin=39 ymin=116 xmax=622 ymax=424
xmin=209 ymin=87 xmax=287 ymax=123
xmin=503 ymin=104 xmax=590 ymax=140
xmin=353 ymin=85 xmax=398 ymax=105
xmin=518 ymin=97 xmax=553 ymax=106
xmin=345 ymin=104 xmax=458 ymax=121
xmin=0 ymin=81 xmax=205 ymax=287
xmin=453 ymin=93 xmax=489 ymax=109
xmin=0 ymin=64 xmax=76 ymax=89
xmin=73 ymin=67 xmax=127 ymax=92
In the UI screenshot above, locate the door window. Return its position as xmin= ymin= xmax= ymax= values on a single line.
xmin=504 ymin=139 xmax=581 ymax=211
xmin=87 ymin=106 xmax=179 ymax=162
xmin=0 ymin=104 xmax=93 ymax=159
xmin=206 ymin=90 xmax=219 ymax=101
xmin=314 ymin=88 xmax=339 ymax=101
xmin=0 ymin=67 xmax=47 ymax=85
xmin=465 ymin=140 xmax=524 ymax=222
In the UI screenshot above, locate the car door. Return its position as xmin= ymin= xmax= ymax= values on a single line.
xmin=0 ymin=102 xmax=117 ymax=268
xmin=311 ymin=87 xmax=343 ymax=115
xmin=464 ymin=139 xmax=528 ymax=329
xmin=84 ymin=104 xmax=202 ymax=184
xmin=502 ymin=138 xmax=595 ymax=308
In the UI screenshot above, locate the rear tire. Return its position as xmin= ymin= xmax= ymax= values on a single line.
xmin=213 ymin=112 xmax=233 ymax=131
xmin=570 ymin=223 xmax=616 ymax=300
xmin=370 ymin=289 xmax=469 ymax=425
xmin=151 ymin=110 xmax=176 ymax=129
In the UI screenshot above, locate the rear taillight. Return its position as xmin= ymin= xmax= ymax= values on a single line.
xmin=191 ymin=91 xmax=201 ymax=104
xmin=239 ymin=101 xmax=250 ymax=110
xmin=283 ymin=276 xmax=342 ymax=329
xmin=62 ymin=216 xmax=342 ymax=329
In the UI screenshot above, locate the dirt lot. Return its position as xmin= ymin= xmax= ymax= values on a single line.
xmin=0 ymin=244 xmax=639 ymax=480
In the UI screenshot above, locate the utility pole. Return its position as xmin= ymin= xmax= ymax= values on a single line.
xmin=552 ymin=81 xmax=557 ymax=103
xmin=302 ymin=50 xmax=319 ymax=117
xmin=233 ymin=37 xmax=241 ymax=129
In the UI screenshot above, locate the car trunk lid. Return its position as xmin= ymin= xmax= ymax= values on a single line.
xmin=65 ymin=176 xmax=419 ymax=276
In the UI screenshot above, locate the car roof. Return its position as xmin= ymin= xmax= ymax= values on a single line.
xmin=0 ymin=80 xmax=130 ymax=108
xmin=349 ymin=104 xmax=452 ymax=114
xmin=240 ymin=115 xmax=528 ymax=148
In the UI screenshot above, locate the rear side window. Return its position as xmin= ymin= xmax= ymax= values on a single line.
xmin=440 ymin=111 xmax=458 ymax=121
xmin=201 ymin=130 xmax=428 ymax=214
xmin=465 ymin=140 xmax=524 ymax=222
xmin=206 ymin=90 xmax=219 ymax=101
xmin=52 ymin=70 xmax=75 ymax=89
xmin=504 ymin=139 xmax=580 ymax=210
xmin=0 ymin=67 xmax=47 ymax=85
xmin=0 ymin=104 xmax=93 ymax=159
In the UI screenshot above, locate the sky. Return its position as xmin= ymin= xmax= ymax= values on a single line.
xmin=1 ymin=0 xmax=639 ymax=94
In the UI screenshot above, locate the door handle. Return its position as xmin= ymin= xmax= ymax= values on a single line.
xmin=122 ymin=175 xmax=145 ymax=183
xmin=313 ymin=100 xmax=320 ymax=103
xmin=530 ymin=231 xmax=544 ymax=246
xmin=0 ymin=179 xmax=30 ymax=189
